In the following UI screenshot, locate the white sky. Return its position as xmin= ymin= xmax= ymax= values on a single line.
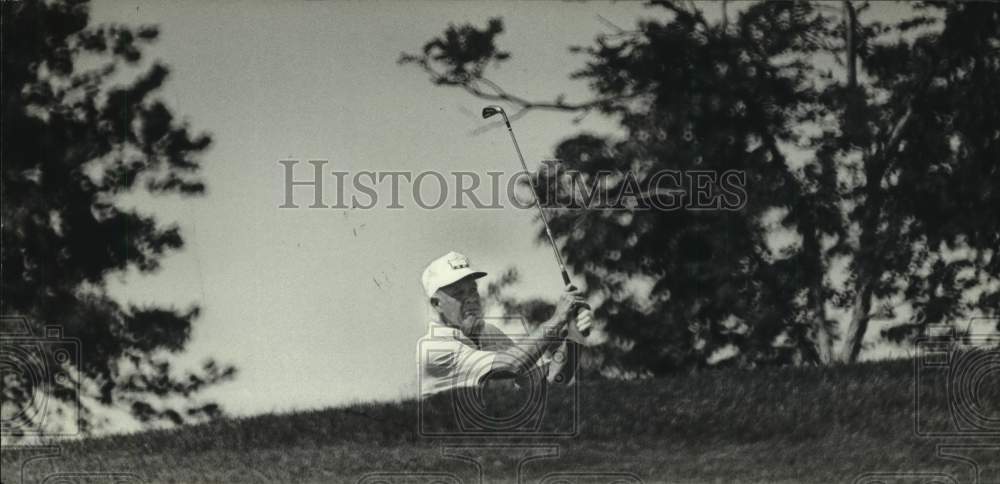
xmin=87 ymin=0 xmax=667 ymax=422
xmin=84 ymin=1 xmax=945 ymax=428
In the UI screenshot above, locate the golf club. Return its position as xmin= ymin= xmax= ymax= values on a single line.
xmin=482 ymin=105 xmax=590 ymax=337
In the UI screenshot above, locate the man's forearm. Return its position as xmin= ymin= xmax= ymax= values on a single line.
xmin=491 ymin=319 xmax=564 ymax=376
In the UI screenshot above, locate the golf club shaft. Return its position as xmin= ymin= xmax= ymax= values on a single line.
xmin=498 ymin=112 xmax=572 ymax=288
xmin=485 ymin=106 xmax=589 ymax=337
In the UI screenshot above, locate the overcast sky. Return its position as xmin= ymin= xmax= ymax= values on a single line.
xmin=86 ymin=0 xmax=661 ymax=424
xmin=85 ymin=1 xmax=933 ymax=429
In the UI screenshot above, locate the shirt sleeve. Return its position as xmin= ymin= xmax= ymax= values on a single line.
xmin=422 ymin=337 xmax=498 ymax=389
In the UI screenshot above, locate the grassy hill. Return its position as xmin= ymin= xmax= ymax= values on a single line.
xmin=3 ymin=358 xmax=998 ymax=483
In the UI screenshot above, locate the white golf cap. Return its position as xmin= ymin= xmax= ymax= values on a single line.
xmin=421 ymin=251 xmax=487 ymax=298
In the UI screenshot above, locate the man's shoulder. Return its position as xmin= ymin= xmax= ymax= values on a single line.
xmin=478 ymin=321 xmax=507 ymax=337
xmin=416 ymin=320 xmax=512 ymax=350
xmin=418 ymin=321 xmax=472 ymax=350
xmin=420 ymin=321 xmax=463 ymax=341
xmin=475 ymin=321 xmax=515 ymax=350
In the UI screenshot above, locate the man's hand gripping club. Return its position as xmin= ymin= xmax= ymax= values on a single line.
xmin=491 ymin=287 xmax=591 ymax=377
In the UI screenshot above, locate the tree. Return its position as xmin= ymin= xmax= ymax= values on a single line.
xmin=1 ymin=0 xmax=234 ymax=435
xmin=401 ymin=0 xmax=999 ymax=373
xmin=831 ymin=1 xmax=1000 ymax=361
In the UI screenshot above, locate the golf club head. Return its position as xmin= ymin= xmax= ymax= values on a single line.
xmin=481 ymin=105 xmax=504 ymax=119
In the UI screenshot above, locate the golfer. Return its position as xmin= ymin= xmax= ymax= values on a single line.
xmin=417 ymin=251 xmax=592 ymax=398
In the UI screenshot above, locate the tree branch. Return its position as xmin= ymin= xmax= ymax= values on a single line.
xmin=651 ymin=0 xmax=711 ymax=32
xmin=412 ymin=59 xmax=650 ymax=127
xmin=844 ymin=1 xmax=858 ymax=89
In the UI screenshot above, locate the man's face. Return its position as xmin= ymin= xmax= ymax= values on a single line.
xmin=432 ymin=277 xmax=482 ymax=335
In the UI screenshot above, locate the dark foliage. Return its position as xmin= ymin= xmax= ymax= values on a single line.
xmin=1 ymin=0 xmax=234 ymax=434
xmin=401 ymin=1 xmax=999 ymax=372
